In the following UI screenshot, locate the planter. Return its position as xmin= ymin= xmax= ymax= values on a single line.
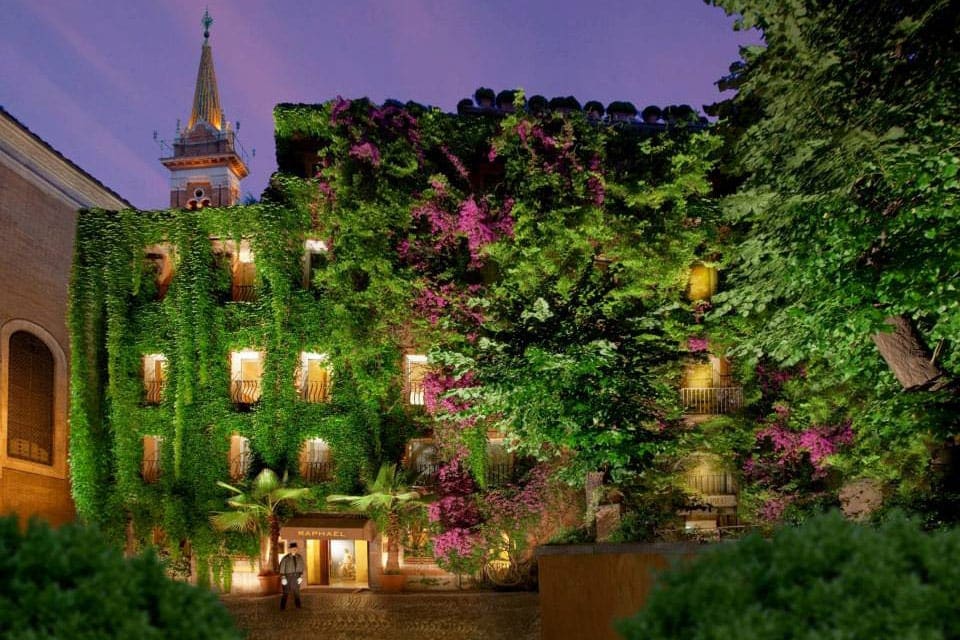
xmin=257 ymin=572 xmax=281 ymax=595
xmin=378 ymin=573 xmax=406 ymax=593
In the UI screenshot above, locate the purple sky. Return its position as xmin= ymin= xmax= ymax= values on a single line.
xmin=0 ymin=0 xmax=760 ymax=210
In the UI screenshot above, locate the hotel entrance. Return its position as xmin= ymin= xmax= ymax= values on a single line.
xmin=282 ymin=514 xmax=375 ymax=588
xmin=305 ymin=539 xmax=369 ymax=586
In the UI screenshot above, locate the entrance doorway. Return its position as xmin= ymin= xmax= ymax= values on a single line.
xmin=305 ymin=539 xmax=369 ymax=587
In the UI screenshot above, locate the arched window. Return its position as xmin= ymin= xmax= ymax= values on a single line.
xmin=6 ymin=331 xmax=54 ymax=465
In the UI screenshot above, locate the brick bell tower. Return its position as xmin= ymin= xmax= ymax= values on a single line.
xmin=161 ymin=10 xmax=248 ymax=209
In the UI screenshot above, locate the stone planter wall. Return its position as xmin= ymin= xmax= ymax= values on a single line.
xmin=536 ymin=542 xmax=702 ymax=640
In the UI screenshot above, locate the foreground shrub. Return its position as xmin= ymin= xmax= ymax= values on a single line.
xmin=0 ymin=517 xmax=242 ymax=640
xmin=619 ymin=511 xmax=960 ymax=639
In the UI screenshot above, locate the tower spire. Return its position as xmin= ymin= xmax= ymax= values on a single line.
xmin=188 ymin=9 xmax=223 ymax=132
xmin=160 ymin=9 xmax=248 ymax=209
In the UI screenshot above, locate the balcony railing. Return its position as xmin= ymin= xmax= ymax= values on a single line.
xmin=485 ymin=462 xmax=516 ymax=487
xmin=144 ymin=380 xmax=165 ymax=404
xmin=300 ymin=379 xmax=331 ymax=403
xmin=231 ymin=283 xmax=256 ymax=302
xmin=680 ymin=386 xmax=743 ymax=415
xmin=301 ymin=460 xmax=334 ymax=483
xmin=142 ymin=458 xmax=162 ymax=484
xmin=688 ymin=473 xmax=737 ymax=496
xmin=230 ymin=452 xmax=252 ymax=481
xmin=409 ymin=461 xmax=441 ymax=488
xmin=231 ymin=379 xmax=262 ymax=405
xmin=406 ymin=381 xmax=425 ymax=406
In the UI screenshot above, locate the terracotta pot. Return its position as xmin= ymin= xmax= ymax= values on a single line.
xmin=257 ymin=572 xmax=282 ymax=595
xmin=378 ymin=573 xmax=406 ymax=593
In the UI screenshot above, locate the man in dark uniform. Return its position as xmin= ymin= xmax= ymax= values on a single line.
xmin=279 ymin=541 xmax=305 ymax=610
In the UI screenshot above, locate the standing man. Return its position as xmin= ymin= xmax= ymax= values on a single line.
xmin=279 ymin=542 xmax=305 ymax=610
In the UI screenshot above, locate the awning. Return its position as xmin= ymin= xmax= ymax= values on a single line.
xmin=280 ymin=514 xmax=377 ymax=541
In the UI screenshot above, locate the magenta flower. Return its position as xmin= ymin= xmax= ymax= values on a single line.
xmin=687 ymin=336 xmax=709 ymax=352
xmin=349 ymin=141 xmax=381 ymax=166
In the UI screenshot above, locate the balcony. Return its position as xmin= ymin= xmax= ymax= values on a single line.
xmin=231 ymin=283 xmax=256 ymax=303
xmin=680 ymin=386 xmax=743 ymax=415
xmin=485 ymin=462 xmax=516 ymax=487
xmin=229 ymin=452 xmax=252 ymax=482
xmin=142 ymin=458 xmax=161 ymax=484
xmin=409 ymin=461 xmax=441 ymax=489
xmin=144 ymin=380 xmax=165 ymax=405
xmin=230 ymin=379 xmax=262 ymax=405
xmin=406 ymin=381 xmax=426 ymax=406
xmin=302 ymin=460 xmax=334 ymax=483
xmin=688 ymin=473 xmax=737 ymax=495
xmin=300 ymin=379 xmax=331 ymax=403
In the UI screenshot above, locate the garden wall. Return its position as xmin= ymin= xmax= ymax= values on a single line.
xmin=536 ymin=542 xmax=701 ymax=640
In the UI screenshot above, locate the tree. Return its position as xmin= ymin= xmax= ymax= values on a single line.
xmin=210 ymin=468 xmax=309 ymax=574
xmin=0 ymin=516 xmax=242 ymax=640
xmin=327 ymin=463 xmax=424 ymax=572
xmin=705 ymin=0 xmax=960 ymax=499
xmin=618 ymin=511 xmax=960 ymax=639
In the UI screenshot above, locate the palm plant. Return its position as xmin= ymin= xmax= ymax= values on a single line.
xmin=211 ymin=468 xmax=310 ymax=574
xmin=327 ymin=463 xmax=424 ymax=572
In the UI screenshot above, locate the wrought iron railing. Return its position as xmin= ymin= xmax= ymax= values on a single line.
xmin=231 ymin=283 xmax=256 ymax=302
xmin=302 ymin=460 xmax=334 ymax=483
xmin=230 ymin=379 xmax=261 ymax=405
xmin=688 ymin=473 xmax=737 ymax=496
xmin=229 ymin=452 xmax=252 ymax=481
xmin=680 ymin=386 xmax=743 ymax=415
xmin=407 ymin=381 xmax=426 ymax=406
xmin=144 ymin=380 xmax=165 ymax=404
xmin=142 ymin=458 xmax=162 ymax=484
xmin=300 ymin=379 xmax=331 ymax=403
xmin=409 ymin=461 xmax=441 ymax=489
xmin=485 ymin=462 xmax=516 ymax=487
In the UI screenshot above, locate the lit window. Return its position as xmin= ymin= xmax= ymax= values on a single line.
xmin=299 ymin=438 xmax=333 ymax=482
xmin=232 ymin=240 xmax=256 ymax=302
xmin=687 ymin=263 xmax=718 ymax=301
xmin=142 ymin=435 xmax=163 ymax=483
xmin=404 ymin=355 xmax=429 ymax=405
xmin=230 ymin=350 xmax=263 ymax=405
xmin=143 ymin=354 xmax=167 ymax=404
xmin=145 ymin=244 xmax=175 ymax=300
xmin=302 ymin=239 xmax=329 ymax=288
xmin=229 ymin=434 xmax=251 ymax=481
xmin=297 ymin=352 xmax=332 ymax=403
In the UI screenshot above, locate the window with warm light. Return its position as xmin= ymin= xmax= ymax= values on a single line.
xmin=230 ymin=350 xmax=263 ymax=405
xmin=404 ymin=354 xmax=429 ymax=405
xmin=228 ymin=434 xmax=251 ymax=481
xmin=299 ymin=438 xmax=333 ymax=482
xmin=687 ymin=263 xmax=719 ymax=301
xmin=142 ymin=435 xmax=163 ymax=483
xmin=302 ymin=239 xmax=329 ymax=289
xmin=143 ymin=354 xmax=167 ymax=404
xmin=231 ymin=240 xmax=256 ymax=302
xmin=297 ymin=352 xmax=332 ymax=403
xmin=145 ymin=244 xmax=175 ymax=300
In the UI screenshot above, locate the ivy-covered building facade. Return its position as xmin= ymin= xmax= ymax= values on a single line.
xmin=70 ymin=15 xmax=747 ymax=593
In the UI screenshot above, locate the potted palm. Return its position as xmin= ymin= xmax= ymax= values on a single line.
xmin=327 ymin=463 xmax=425 ymax=592
xmin=211 ymin=468 xmax=310 ymax=594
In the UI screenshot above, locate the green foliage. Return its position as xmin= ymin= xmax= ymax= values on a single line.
xmin=0 ymin=516 xmax=241 ymax=640
xmin=211 ymin=468 xmax=310 ymax=573
xmin=618 ymin=511 xmax=960 ymax=639
xmin=704 ymin=0 xmax=960 ymax=515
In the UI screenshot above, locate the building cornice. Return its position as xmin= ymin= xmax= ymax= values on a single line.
xmin=0 ymin=107 xmax=130 ymax=210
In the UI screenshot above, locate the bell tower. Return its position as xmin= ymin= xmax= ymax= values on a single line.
xmin=161 ymin=10 xmax=248 ymax=209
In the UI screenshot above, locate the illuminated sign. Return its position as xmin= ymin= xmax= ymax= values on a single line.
xmin=296 ymin=529 xmax=348 ymax=539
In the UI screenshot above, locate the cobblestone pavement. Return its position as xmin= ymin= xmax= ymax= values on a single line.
xmin=221 ymin=590 xmax=541 ymax=640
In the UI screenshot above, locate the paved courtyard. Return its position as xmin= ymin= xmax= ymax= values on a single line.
xmin=221 ymin=590 xmax=541 ymax=640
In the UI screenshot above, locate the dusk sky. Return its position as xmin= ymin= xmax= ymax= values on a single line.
xmin=1 ymin=0 xmax=761 ymax=210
